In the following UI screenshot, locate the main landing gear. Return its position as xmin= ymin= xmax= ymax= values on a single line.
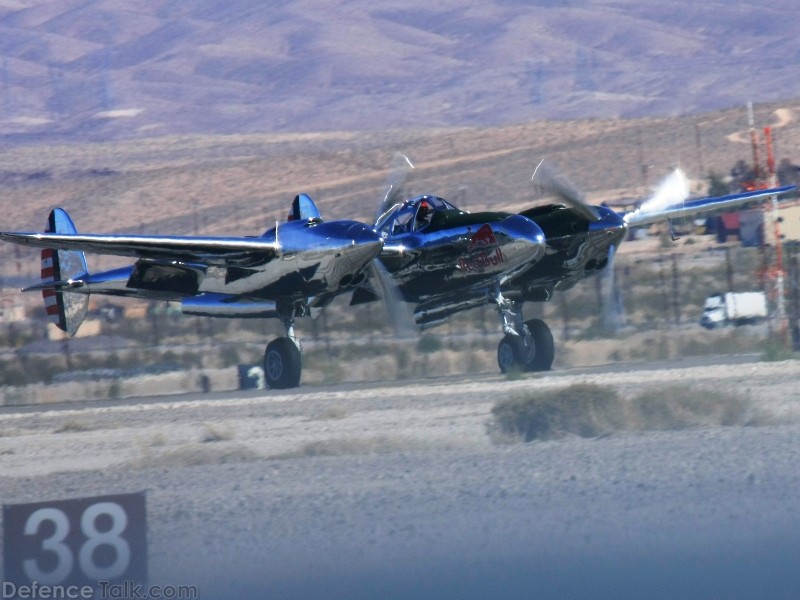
xmin=264 ymin=337 xmax=301 ymax=389
xmin=263 ymin=302 xmax=304 ymax=389
xmin=494 ymin=287 xmax=554 ymax=374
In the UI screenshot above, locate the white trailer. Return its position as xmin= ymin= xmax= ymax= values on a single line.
xmin=700 ymin=292 xmax=768 ymax=329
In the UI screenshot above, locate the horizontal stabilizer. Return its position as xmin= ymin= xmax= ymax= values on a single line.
xmin=23 ymin=278 xmax=85 ymax=292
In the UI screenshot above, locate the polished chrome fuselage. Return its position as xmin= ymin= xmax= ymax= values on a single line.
xmin=381 ymin=214 xmax=545 ymax=302
xmin=377 ymin=208 xmax=546 ymax=326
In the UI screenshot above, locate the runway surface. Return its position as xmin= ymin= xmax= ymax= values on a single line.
xmin=1 ymin=356 xmax=800 ymax=599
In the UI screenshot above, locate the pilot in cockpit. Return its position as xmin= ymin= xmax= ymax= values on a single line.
xmin=415 ymin=199 xmax=433 ymax=230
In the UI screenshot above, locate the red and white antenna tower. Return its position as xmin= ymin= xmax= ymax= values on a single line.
xmin=749 ymin=102 xmax=787 ymax=344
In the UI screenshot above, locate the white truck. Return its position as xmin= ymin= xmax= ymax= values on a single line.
xmin=700 ymin=291 xmax=768 ymax=329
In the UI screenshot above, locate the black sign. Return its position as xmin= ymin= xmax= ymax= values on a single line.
xmin=3 ymin=492 xmax=147 ymax=588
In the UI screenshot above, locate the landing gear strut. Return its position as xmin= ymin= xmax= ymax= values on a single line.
xmin=263 ymin=301 xmax=305 ymax=389
xmin=494 ymin=287 xmax=554 ymax=373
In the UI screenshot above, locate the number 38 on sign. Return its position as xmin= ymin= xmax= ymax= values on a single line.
xmin=3 ymin=492 xmax=147 ymax=588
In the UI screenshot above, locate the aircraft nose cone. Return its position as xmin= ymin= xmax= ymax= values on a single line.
xmin=504 ymin=215 xmax=546 ymax=263
xmin=350 ymin=222 xmax=382 ymax=246
xmin=347 ymin=223 xmax=383 ymax=261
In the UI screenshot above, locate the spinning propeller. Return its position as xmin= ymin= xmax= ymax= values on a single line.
xmin=530 ymin=159 xmax=692 ymax=332
xmin=354 ymin=152 xmax=419 ymax=338
xmin=368 ymin=258 xmax=418 ymax=339
xmin=602 ymin=168 xmax=689 ymax=331
xmin=530 ymin=159 xmax=621 ymax=330
xmin=530 ymin=159 xmax=601 ymax=222
xmin=375 ymin=153 xmax=415 ymax=226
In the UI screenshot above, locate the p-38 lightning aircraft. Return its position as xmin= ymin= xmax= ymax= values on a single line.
xmin=363 ymin=161 xmax=795 ymax=373
xmin=0 ymin=195 xmax=382 ymax=389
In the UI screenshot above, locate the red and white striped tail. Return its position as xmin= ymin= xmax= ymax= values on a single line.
xmin=39 ymin=208 xmax=89 ymax=336
xmin=41 ymin=248 xmax=62 ymax=325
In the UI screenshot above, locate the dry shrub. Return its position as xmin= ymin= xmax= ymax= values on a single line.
xmin=54 ymin=418 xmax=93 ymax=434
xmin=491 ymin=383 xmax=758 ymax=442
xmin=271 ymin=436 xmax=416 ymax=460
xmin=132 ymin=443 xmax=260 ymax=469
xmin=308 ymin=406 xmax=349 ymax=421
xmin=632 ymin=386 xmax=755 ymax=430
xmin=491 ymin=384 xmax=620 ymax=441
xmin=200 ymin=422 xmax=234 ymax=443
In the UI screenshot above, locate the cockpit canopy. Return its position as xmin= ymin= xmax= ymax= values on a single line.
xmin=376 ymin=195 xmax=462 ymax=236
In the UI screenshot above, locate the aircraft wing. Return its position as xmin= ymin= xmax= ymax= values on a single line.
xmin=623 ymin=186 xmax=796 ymax=228
xmin=0 ymin=231 xmax=279 ymax=268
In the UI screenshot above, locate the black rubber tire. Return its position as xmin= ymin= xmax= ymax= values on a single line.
xmin=497 ymin=334 xmax=529 ymax=373
xmin=525 ymin=318 xmax=555 ymax=371
xmin=263 ymin=338 xmax=302 ymax=389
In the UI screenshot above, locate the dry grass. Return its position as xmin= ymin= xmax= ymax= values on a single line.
xmin=308 ymin=406 xmax=350 ymax=421
xmin=200 ymin=422 xmax=235 ymax=443
xmin=54 ymin=418 xmax=94 ymax=434
xmin=131 ymin=442 xmax=260 ymax=469
xmin=270 ymin=436 xmax=422 ymax=460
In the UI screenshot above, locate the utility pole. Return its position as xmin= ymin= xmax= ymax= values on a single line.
xmin=694 ymin=121 xmax=706 ymax=179
xmin=671 ymin=253 xmax=681 ymax=325
xmin=789 ymin=249 xmax=800 ymax=351
xmin=725 ymin=246 xmax=735 ymax=292
xmin=637 ymin=128 xmax=649 ymax=191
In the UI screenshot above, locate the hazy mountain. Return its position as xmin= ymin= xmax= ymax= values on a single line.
xmin=0 ymin=0 xmax=798 ymax=141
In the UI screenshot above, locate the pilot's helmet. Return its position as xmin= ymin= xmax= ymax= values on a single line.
xmin=417 ymin=200 xmax=432 ymax=222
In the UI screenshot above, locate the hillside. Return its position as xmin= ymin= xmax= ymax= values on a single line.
xmin=0 ymin=0 xmax=799 ymax=140
xmin=1 ymin=100 xmax=799 ymax=287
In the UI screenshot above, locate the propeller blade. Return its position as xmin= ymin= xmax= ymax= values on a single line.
xmin=369 ymin=259 xmax=418 ymax=339
xmin=376 ymin=153 xmax=415 ymax=225
xmin=600 ymin=244 xmax=625 ymax=333
xmin=531 ymin=159 xmax=601 ymax=222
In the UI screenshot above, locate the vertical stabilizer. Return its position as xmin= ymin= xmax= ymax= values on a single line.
xmin=41 ymin=208 xmax=89 ymax=336
xmin=287 ymin=194 xmax=322 ymax=222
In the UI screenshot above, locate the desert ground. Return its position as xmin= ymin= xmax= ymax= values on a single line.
xmin=1 ymin=357 xmax=799 ymax=599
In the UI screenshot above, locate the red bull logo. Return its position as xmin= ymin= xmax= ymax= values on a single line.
xmin=458 ymin=247 xmax=506 ymax=272
xmin=467 ymin=224 xmax=498 ymax=253
xmin=459 ymin=224 xmax=505 ymax=272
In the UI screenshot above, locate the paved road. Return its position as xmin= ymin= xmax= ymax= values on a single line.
xmin=1 ymin=356 xmax=799 ymax=599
